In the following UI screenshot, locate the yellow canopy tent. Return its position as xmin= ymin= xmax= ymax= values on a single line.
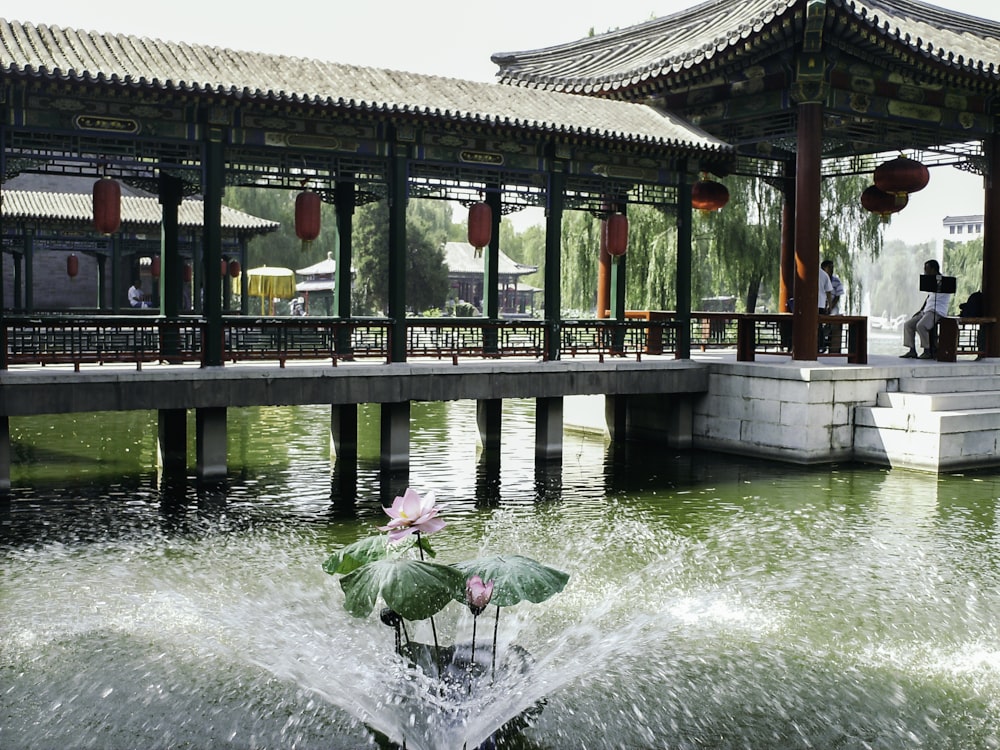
xmin=241 ymin=266 xmax=297 ymax=315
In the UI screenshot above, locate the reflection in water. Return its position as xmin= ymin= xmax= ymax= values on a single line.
xmin=3 ymin=402 xmax=1000 ymax=748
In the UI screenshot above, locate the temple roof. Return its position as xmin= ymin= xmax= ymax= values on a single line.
xmin=492 ymin=0 xmax=1000 ymax=94
xmin=443 ymin=242 xmax=537 ymax=277
xmin=0 ymin=18 xmax=729 ymax=155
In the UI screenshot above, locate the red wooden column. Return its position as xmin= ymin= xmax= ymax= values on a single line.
xmin=596 ymin=214 xmax=611 ymax=318
xmin=792 ymin=102 xmax=822 ymax=360
xmin=779 ymin=158 xmax=796 ymax=316
xmin=982 ymin=133 xmax=1000 ymax=357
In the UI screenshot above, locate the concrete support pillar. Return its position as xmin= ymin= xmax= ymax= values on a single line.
xmin=157 ymin=408 xmax=187 ymax=474
xmin=0 ymin=416 xmax=10 ymax=495
xmin=534 ymin=396 xmax=563 ymax=460
xmin=476 ymin=398 xmax=502 ymax=454
xmin=331 ymin=404 xmax=358 ymax=460
xmin=195 ymin=407 xmax=227 ymax=480
xmin=605 ymin=395 xmax=627 ymax=442
xmin=380 ymin=401 xmax=410 ymax=471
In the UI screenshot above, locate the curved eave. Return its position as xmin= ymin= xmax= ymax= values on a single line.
xmin=492 ymin=0 xmax=1000 ymax=93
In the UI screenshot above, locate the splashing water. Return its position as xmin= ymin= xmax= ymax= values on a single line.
xmin=5 ymin=403 xmax=1000 ymax=748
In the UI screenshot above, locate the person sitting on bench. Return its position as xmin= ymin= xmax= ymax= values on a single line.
xmin=900 ymin=259 xmax=952 ymax=359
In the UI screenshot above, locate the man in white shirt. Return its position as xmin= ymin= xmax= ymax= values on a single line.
xmin=901 ymin=259 xmax=951 ymax=359
xmin=821 ymin=260 xmax=845 ymax=353
xmin=128 ymin=279 xmax=145 ymax=308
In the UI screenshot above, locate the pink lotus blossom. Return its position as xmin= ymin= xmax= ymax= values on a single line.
xmin=465 ymin=575 xmax=495 ymax=616
xmin=378 ymin=487 xmax=446 ymax=542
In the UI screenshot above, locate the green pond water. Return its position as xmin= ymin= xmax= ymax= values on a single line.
xmin=3 ymin=400 xmax=1000 ymax=749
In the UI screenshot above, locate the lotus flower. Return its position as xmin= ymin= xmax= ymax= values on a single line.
xmin=465 ymin=575 xmax=495 ymax=616
xmin=378 ymin=487 xmax=446 ymax=542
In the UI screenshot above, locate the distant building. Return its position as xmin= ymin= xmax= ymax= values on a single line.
xmin=943 ymin=215 xmax=984 ymax=240
xmin=442 ymin=242 xmax=539 ymax=316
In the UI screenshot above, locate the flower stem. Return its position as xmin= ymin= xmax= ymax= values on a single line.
xmin=491 ymin=605 xmax=500 ymax=684
xmin=416 ymin=531 xmax=443 ymax=675
xmin=469 ymin=614 xmax=478 ymax=694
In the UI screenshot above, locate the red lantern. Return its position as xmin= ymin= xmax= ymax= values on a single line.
xmin=874 ymin=155 xmax=929 ymax=198
xmin=92 ymin=177 xmax=121 ymax=234
xmin=468 ymin=202 xmax=492 ymax=253
xmin=295 ymin=191 xmax=321 ymax=245
xmin=691 ymin=179 xmax=730 ymax=212
xmin=150 ymin=256 xmax=161 ymax=279
xmin=228 ymin=259 xmax=241 ymax=278
xmin=183 ymin=263 xmax=193 ymax=283
xmin=67 ymin=253 xmax=79 ymax=278
xmin=861 ymin=185 xmax=907 ymax=221
xmin=606 ymin=213 xmax=629 ymax=257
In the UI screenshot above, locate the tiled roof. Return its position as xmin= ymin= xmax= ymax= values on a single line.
xmin=443 ymin=242 xmax=537 ymax=276
xmin=0 ymin=18 xmax=730 ymax=154
xmin=491 ymin=0 xmax=1000 ymax=92
xmin=1 ymin=189 xmax=280 ymax=233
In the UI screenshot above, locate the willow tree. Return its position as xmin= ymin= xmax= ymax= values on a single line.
xmin=699 ymin=172 xmax=883 ymax=313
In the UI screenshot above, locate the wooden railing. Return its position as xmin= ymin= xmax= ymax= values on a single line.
xmin=0 ymin=315 xmax=683 ymax=369
xmin=936 ymin=316 xmax=995 ymax=361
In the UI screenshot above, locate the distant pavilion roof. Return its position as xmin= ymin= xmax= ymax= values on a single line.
xmin=0 ymin=18 xmax=730 ymax=156
xmin=443 ymin=242 xmax=537 ymax=277
xmin=1 ymin=189 xmax=279 ymax=234
xmin=492 ymin=0 xmax=1000 ymax=94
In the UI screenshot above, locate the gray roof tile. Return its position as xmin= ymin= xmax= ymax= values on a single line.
xmin=0 ymin=18 xmax=730 ymax=154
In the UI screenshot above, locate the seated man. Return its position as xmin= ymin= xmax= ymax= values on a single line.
xmin=900 ymin=259 xmax=952 ymax=359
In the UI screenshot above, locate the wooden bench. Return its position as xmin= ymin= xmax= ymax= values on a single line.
xmin=935 ymin=317 xmax=995 ymax=361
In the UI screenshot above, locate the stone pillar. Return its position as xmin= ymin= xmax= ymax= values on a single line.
xmin=0 ymin=416 xmax=10 ymax=495
xmin=157 ymin=408 xmax=187 ymax=474
xmin=476 ymin=399 xmax=502 ymax=454
xmin=605 ymin=395 xmax=627 ymax=442
xmin=535 ymin=396 xmax=563 ymax=460
xmin=195 ymin=407 xmax=227 ymax=480
xmin=380 ymin=401 xmax=410 ymax=471
xmin=331 ymin=404 xmax=358 ymax=460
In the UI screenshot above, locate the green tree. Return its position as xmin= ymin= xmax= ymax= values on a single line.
xmin=944 ymin=236 xmax=983 ymax=306
xmin=353 ymin=198 xmax=450 ymax=315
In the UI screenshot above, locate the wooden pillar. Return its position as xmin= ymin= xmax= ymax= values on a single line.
xmin=476 ymin=398 xmax=502 ymax=455
xmin=159 ymin=173 xmax=184 ymax=319
xmin=982 ymin=133 xmax=1000 ymax=357
xmin=195 ymin=407 xmax=227 ymax=480
xmin=202 ymin=120 xmax=226 ymax=366
xmin=544 ymin=163 xmax=565 ymax=361
xmin=792 ymin=102 xmax=822 ymax=360
xmin=96 ymin=254 xmax=107 ymax=310
xmin=610 ymin=207 xmax=627 ymax=321
xmin=780 ymin=158 xmax=796 ymax=314
xmin=482 ymin=190 xmax=502 ymax=320
xmin=330 ymin=404 xmax=358 ymax=461
xmin=12 ymin=252 xmax=22 ymax=311
xmin=597 ymin=216 xmax=611 ymax=319
xmin=676 ymin=167 xmax=693 ymax=359
xmin=157 ymin=408 xmax=187 ymax=474
xmin=387 ymin=139 xmax=408 ymax=363
xmin=23 ymin=230 xmax=33 ymax=312
xmin=380 ymin=401 xmax=410 ymax=471
xmin=535 ymin=396 xmax=563 ymax=460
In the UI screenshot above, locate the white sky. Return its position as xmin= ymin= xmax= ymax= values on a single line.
xmin=4 ymin=0 xmax=999 ymax=243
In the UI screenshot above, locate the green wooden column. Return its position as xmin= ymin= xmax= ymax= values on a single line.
xmin=983 ymin=132 xmax=1000 ymax=358
xmin=334 ymin=178 xmax=355 ymax=356
xmin=387 ymin=140 xmax=408 ymax=363
xmin=544 ymin=164 xmax=565 ymax=361
xmin=676 ymin=165 xmax=693 ymax=359
xmin=483 ymin=188 xmax=502 ymax=353
xmin=202 ymin=126 xmax=226 ymax=366
xmin=158 ymin=173 xmax=184 ymax=319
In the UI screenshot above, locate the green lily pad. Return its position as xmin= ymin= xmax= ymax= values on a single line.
xmin=340 ymin=558 xmax=466 ymax=621
xmin=323 ymin=536 xmax=388 ymax=575
xmin=454 ymin=555 xmax=569 ymax=608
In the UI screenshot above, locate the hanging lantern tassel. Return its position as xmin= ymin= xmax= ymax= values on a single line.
xmin=295 ymin=190 xmax=322 ymax=251
xmin=606 ymin=213 xmax=629 ymax=259
xmin=468 ymin=201 xmax=492 ymax=258
xmin=67 ymin=253 xmax=79 ymax=279
xmin=92 ymin=177 xmax=122 ymax=235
